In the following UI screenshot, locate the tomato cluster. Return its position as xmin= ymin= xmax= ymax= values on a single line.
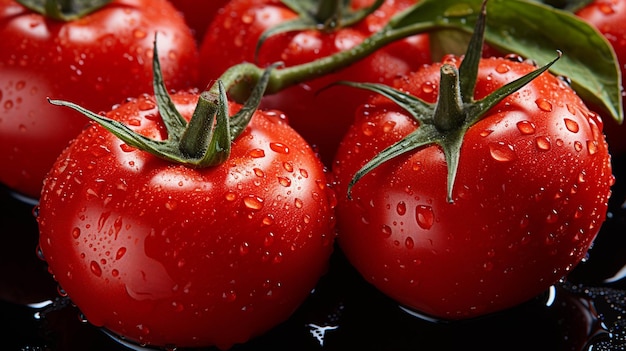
xmin=1 ymin=0 xmax=625 ymax=350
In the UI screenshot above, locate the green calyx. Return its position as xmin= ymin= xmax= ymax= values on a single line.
xmin=254 ymin=0 xmax=385 ymax=61
xmin=344 ymin=1 xmax=561 ymax=202
xmin=49 ymin=38 xmax=280 ymax=168
xmin=16 ymin=0 xmax=113 ymax=21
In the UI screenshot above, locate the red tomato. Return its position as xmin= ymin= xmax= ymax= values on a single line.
xmin=332 ymin=55 xmax=613 ymax=320
xmin=0 ymin=0 xmax=199 ymax=200
xmin=576 ymin=0 xmax=626 ymax=156
xmin=170 ymin=0 xmax=230 ymax=43
xmin=36 ymin=90 xmax=336 ymax=349
xmin=198 ymin=0 xmax=431 ymax=166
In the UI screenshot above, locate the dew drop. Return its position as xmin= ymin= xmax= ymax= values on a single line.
xmin=535 ymin=98 xmax=553 ymax=112
xmin=421 ymin=81 xmax=435 ymax=94
xmin=495 ymin=63 xmax=510 ymax=73
xmin=239 ymin=242 xmax=250 ymax=256
xmin=277 ymin=176 xmax=291 ymax=187
xmin=574 ymin=141 xmax=583 ymax=152
xmin=396 ymin=201 xmax=407 ymax=216
xmin=489 ymin=142 xmax=517 ymax=162
xmin=361 ymin=121 xmax=376 ymax=136
xmin=586 ymin=140 xmax=598 ymax=155
xmin=294 ymin=198 xmax=303 ymax=209
xmin=116 ymin=247 xmax=127 ymax=260
xmin=269 ymin=142 xmax=289 ymax=154
xmin=249 ymin=148 xmax=265 ymax=158
xmin=243 ymin=195 xmax=264 ymax=210
xmin=516 ymin=120 xmax=536 ymax=135
xmin=415 ymin=205 xmax=434 ymax=230
xmin=564 ymin=118 xmax=579 ymax=133
xmin=535 ymin=136 xmax=551 ymax=151
xmin=381 ymin=225 xmax=392 ymax=237
xmin=71 ymin=227 xmax=81 ymax=239
xmin=405 ymin=237 xmax=414 ymax=249
xmin=253 ymin=168 xmax=265 ymax=177
xmin=225 ymin=192 xmax=237 ymax=201
xmin=283 ymin=162 xmax=294 ymax=172
xmin=111 ymin=269 xmax=119 ymax=277
xmin=90 ymin=261 xmax=102 ymax=277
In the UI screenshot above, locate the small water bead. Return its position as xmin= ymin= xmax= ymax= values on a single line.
xmin=269 ymin=142 xmax=289 ymax=154
xmin=535 ymin=136 xmax=552 ymax=151
xmin=564 ymin=118 xmax=580 ymax=133
xmin=381 ymin=225 xmax=392 ymax=237
xmin=249 ymin=148 xmax=265 ymax=158
xmin=574 ymin=141 xmax=583 ymax=152
xmin=489 ymin=142 xmax=517 ymax=162
xmin=415 ymin=205 xmax=434 ymax=230
xmin=243 ymin=195 xmax=264 ymax=210
xmin=495 ymin=63 xmax=510 ymax=74
xmin=396 ymin=201 xmax=407 ymax=216
xmin=516 ymin=120 xmax=536 ymax=135
xmin=361 ymin=121 xmax=376 ymax=136
xmin=225 ymin=191 xmax=237 ymax=201
xmin=535 ymin=98 xmax=553 ymax=112
xmin=90 ymin=261 xmax=103 ymax=277
xmin=405 ymin=237 xmax=414 ymax=249
xmin=587 ymin=140 xmax=598 ymax=155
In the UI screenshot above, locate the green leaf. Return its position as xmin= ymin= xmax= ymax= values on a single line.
xmin=388 ymin=0 xmax=622 ymax=123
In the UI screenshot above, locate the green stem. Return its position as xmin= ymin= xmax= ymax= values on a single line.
xmin=433 ymin=64 xmax=464 ymax=131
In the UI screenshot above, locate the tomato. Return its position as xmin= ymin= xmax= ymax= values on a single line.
xmin=575 ymin=0 xmax=626 ymax=156
xmin=36 ymin=89 xmax=336 ymax=349
xmin=198 ymin=0 xmax=431 ymax=166
xmin=170 ymin=0 xmax=229 ymax=43
xmin=331 ymin=54 xmax=614 ymax=320
xmin=0 ymin=0 xmax=199 ymax=200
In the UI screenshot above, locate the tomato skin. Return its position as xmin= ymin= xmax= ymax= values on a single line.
xmin=37 ymin=91 xmax=336 ymax=349
xmin=576 ymin=0 xmax=626 ymax=156
xmin=170 ymin=0 xmax=229 ymax=43
xmin=0 ymin=0 xmax=199 ymax=200
xmin=199 ymin=0 xmax=431 ymax=166
xmin=332 ymin=55 xmax=613 ymax=320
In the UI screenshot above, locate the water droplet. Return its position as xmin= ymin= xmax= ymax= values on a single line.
xmin=574 ymin=141 xmax=583 ymax=152
xmin=243 ymin=195 xmax=264 ymax=210
xmin=116 ymin=247 xmax=127 ymax=260
xmin=535 ymin=136 xmax=551 ymax=151
xmin=225 ymin=192 xmax=237 ymax=201
xmin=283 ymin=162 xmax=294 ymax=172
xmin=415 ymin=205 xmax=434 ymax=230
xmin=111 ymin=269 xmax=119 ymax=277
xmin=564 ymin=118 xmax=579 ymax=133
xmin=72 ymin=227 xmax=81 ymax=239
xmin=253 ymin=168 xmax=265 ymax=177
xmin=90 ymin=261 xmax=102 ymax=277
xmin=249 ymin=148 xmax=265 ymax=158
xmin=586 ymin=140 xmax=598 ymax=155
xmin=421 ymin=81 xmax=435 ymax=94
xmin=405 ymin=237 xmax=414 ymax=249
xmin=516 ymin=120 xmax=536 ymax=135
xmin=535 ymin=98 xmax=553 ymax=112
xmin=495 ymin=63 xmax=510 ymax=73
xmin=277 ymin=176 xmax=291 ymax=187
xmin=294 ymin=198 xmax=304 ymax=209
xmin=361 ymin=121 xmax=376 ymax=136
xmin=381 ymin=225 xmax=392 ymax=237
xmin=489 ymin=142 xmax=517 ymax=162
xmin=269 ymin=142 xmax=289 ymax=154
xmin=396 ymin=201 xmax=407 ymax=216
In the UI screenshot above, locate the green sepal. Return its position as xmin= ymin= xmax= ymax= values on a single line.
xmin=254 ymin=0 xmax=385 ymax=62
xmin=48 ymin=37 xmax=278 ymax=168
xmin=16 ymin=0 xmax=113 ymax=21
xmin=343 ymin=0 xmax=562 ymax=202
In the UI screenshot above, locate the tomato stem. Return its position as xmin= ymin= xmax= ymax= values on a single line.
xmin=433 ymin=64 xmax=465 ymax=132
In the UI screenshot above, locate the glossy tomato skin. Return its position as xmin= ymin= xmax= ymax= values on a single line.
xmin=576 ymin=0 xmax=626 ymax=156
xmin=170 ymin=0 xmax=230 ymax=43
xmin=332 ymin=55 xmax=614 ymax=320
xmin=199 ymin=0 xmax=431 ymax=166
xmin=37 ymin=91 xmax=336 ymax=349
xmin=0 ymin=0 xmax=199 ymax=200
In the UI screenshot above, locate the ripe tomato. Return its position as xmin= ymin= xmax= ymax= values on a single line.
xmin=170 ymin=0 xmax=230 ymax=43
xmin=0 ymin=0 xmax=199 ymax=200
xmin=576 ymin=0 xmax=626 ymax=156
xmin=198 ymin=0 xmax=431 ymax=166
xmin=332 ymin=54 xmax=614 ymax=320
xmin=36 ymin=90 xmax=336 ymax=349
